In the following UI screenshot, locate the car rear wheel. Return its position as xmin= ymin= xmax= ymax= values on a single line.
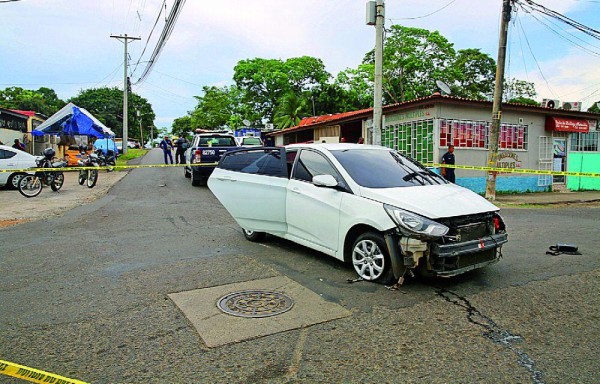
xmin=242 ymin=228 xmax=266 ymax=242
xmin=190 ymin=170 xmax=205 ymax=186
xmin=351 ymin=232 xmax=394 ymax=284
xmin=184 ymin=166 xmax=191 ymax=178
xmin=8 ymin=173 xmax=25 ymax=189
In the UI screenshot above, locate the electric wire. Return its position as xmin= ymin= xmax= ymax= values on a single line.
xmin=131 ymin=0 xmax=165 ymax=76
xmin=388 ymin=0 xmax=460 ymax=20
xmin=134 ymin=0 xmax=187 ymax=85
xmin=515 ymin=8 xmax=557 ymax=98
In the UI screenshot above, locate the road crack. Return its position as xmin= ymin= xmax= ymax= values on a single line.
xmin=436 ymin=287 xmax=544 ymax=384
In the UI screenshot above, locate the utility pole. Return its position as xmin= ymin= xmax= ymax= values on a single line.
xmin=485 ymin=0 xmax=512 ymax=201
xmin=373 ymin=0 xmax=385 ymax=146
xmin=110 ymin=34 xmax=140 ymax=155
xmin=137 ymin=109 xmax=144 ymax=148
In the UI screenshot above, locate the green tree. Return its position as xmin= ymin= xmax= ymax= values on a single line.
xmin=233 ymin=56 xmax=331 ymax=122
xmin=451 ymin=49 xmax=496 ymax=99
xmin=503 ymin=78 xmax=537 ymax=102
xmin=274 ymin=93 xmax=307 ymax=129
xmin=0 ymin=86 xmax=65 ymax=116
xmin=171 ymin=115 xmax=192 ymax=137
xmin=588 ymin=102 xmax=600 ymax=113
xmin=69 ymin=87 xmax=155 ymax=140
xmin=364 ymin=25 xmax=458 ymax=103
xmin=333 ymin=64 xmax=374 ymax=110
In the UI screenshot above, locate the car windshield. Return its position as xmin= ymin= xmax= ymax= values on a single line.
xmin=330 ymin=148 xmax=446 ymax=188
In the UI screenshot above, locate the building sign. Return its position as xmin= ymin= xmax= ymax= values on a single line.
xmin=0 ymin=111 xmax=27 ymax=132
xmin=496 ymin=151 xmax=522 ymax=173
xmin=545 ymin=117 xmax=589 ymax=133
xmin=385 ymin=108 xmax=432 ymax=124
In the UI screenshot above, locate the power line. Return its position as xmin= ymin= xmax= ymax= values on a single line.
xmin=134 ymin=0 xmax=187 ymax=85
xmin=388 ymin=0 xmax=459 ymax=20
xmin=131 ymin=0 xmax=165 ymax=76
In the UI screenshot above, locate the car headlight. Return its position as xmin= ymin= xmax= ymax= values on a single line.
xmin=384 ymin=204 xmax=449 ymax=238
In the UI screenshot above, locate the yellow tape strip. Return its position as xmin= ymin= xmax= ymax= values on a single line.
xmin=0 ymin=359 xmax=88 ymax=384
xmin=0 ymin=163 xmax=219 ymax=173
xmin=426 ymin=163 xmax=600 ymax=178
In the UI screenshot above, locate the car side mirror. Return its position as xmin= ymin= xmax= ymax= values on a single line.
xmin=312 ymin=174 xmax=339 ymax=188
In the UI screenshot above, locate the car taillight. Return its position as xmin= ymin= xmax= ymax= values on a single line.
xmin=493 ymin=217 xmax=500 ymax=230
xmin=492 ymin=213 xmax=506 ymax=233
xmin=193 ymin=150 xmax=202 ymax=164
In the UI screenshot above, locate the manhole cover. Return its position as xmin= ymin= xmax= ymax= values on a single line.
xmin=217 ymin=290 xmax=294 ymax=318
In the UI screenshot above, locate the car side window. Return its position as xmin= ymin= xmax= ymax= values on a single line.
xmin=0 ymin=149 xmax=16 ymax=160
xmin=292 ymin=150 xmax=341 ymax=184
xmin=220 ymin=149 xmax=286 ymax=177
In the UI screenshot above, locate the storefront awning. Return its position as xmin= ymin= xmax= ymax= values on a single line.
xmin=545 ymin=117 xmax=589 ymax=133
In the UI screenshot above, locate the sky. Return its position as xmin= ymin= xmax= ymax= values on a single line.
xmin=1 ymin=0 xmax=599 ymax=131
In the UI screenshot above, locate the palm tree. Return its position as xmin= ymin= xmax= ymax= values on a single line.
xmin=274 ymin=93 xmax=307 ymax=129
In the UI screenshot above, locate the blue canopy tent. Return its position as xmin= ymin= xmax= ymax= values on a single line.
xmin=32 ymin=102 xmax=115 ymax=138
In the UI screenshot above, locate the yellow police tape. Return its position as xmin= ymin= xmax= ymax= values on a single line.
xmin=1 ymin=161 xmax=598 ymax=178
xmin=0 ymin=359 xmax=88 ymax=384
xmin=425 ymin=163 xmax=600 ymax=178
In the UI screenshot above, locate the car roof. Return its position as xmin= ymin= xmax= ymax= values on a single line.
xmin=0 ymin=144 xmax=35 ymax=157
xmin=285 ymin=143 xmax=388 ymax=152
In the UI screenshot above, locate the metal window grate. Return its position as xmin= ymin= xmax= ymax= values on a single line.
xmin=439 ymin=119 xmax=528 ymax=150
xmin=538 ymin=136 xmax=552 ymax=186
xmin=383 ymin=119 xmax=434 ymax=164
xmin=570 ymin=132 xmax=599 ymax=152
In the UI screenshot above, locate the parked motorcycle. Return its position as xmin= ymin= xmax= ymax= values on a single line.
xmin=18 ymin=148 xmax=67 ymax=198
xmin=77 ymin=146 xmax=99 ymax=188
xmin=95 ymin=148 xmax=116 ymax=171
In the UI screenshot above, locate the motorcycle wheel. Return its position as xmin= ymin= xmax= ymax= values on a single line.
xmin=18 ymin=175 xmax=42 ymax=198
xmin=51 ymin=172 xmax=65 ymax=191
xmin=87 ymin=169 xmax=98 ymax=188
xmin=78 ymin=170 xmax=86 ymax=185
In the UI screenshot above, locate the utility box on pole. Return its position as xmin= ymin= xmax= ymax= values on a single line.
xmin=366 ymin=1 xmax=376 ymax=25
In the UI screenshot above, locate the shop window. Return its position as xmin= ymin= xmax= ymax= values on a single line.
xmin=570 ymin=132 xmax=599 ymax=152
xmin=439 ymin=119 xmax=528 ymax=150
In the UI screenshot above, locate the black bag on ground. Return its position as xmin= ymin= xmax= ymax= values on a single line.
xmin=546 ymin=244 xmax=581 ymax=256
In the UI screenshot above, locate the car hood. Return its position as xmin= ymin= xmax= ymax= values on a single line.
xmin=359 ymin=184 xmax=499 ymax=219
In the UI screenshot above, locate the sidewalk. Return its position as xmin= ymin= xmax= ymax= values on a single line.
xmin=494 ymin=190 xmax=600 ymax=205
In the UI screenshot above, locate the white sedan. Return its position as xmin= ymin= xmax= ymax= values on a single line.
xmin=0 ymin=144 xmax=36 ymax=189
xmin=208 ymin=144 xmax=508 ymax=284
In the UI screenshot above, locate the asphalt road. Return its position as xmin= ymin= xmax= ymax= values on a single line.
xmin=1 ymin=149 xmax=598 ymax=383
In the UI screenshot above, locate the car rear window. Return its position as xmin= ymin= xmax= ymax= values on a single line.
xmin=242 ymin=137 xmax=262 ymax=145
xmin=331 ymin=149 xmax=446 ymax=188
xmin=198 ymin=137 xmax=237 ymax=147
xmin=220 ymin=149 xmax=286 ymax=177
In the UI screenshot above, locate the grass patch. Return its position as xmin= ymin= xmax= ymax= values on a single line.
xmin=116 ymin=149 xmax=148 ymax=167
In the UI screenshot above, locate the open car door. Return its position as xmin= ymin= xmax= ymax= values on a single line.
xmin=208 ymin=148 xmax=289 ymax=235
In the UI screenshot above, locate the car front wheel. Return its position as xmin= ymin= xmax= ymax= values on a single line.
xmin=242 ymin=228 xmax=265 ymax=242
xmin=351 ymin=232 xmax=394 ymax=284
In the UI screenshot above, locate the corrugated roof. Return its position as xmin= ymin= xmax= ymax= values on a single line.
xmin=10 ymin=110 xmax=36 ymax=117
xmin=269 ymin=93 xmax=600 ymax=136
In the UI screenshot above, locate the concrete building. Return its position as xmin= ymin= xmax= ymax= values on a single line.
xmin=270 ymin=94 xmax=600 ymax=193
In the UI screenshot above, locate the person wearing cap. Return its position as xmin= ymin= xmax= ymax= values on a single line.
xmin=159 ymin=135 xmax=174 ymax=165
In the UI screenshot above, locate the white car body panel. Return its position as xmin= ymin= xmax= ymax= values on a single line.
xmin=208 ymin=167 xmax=288 ymax=234
xmin=358 ymin=183 xmax=499 ymax=219
xmin=0 ymin=145 xmax=36 ymax=187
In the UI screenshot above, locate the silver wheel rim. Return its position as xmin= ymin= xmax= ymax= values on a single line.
xmin=352 ymin=239 xmax=385 ymax=280
xmin=11 ymin=174 xmax=23 ymax=188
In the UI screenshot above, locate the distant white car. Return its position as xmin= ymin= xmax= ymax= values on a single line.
xmin=209 ymin=144 xmax=508 ymax=284
xmin=0 ymin=144 xmax=36 ymax=189
xmin=235 ymin=136 xmax=263 ymax=147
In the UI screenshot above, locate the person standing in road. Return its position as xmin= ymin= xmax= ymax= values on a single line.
xmin=441 ymin=145 xmax=456 ymax=183
xmin=159 ymin=135 xmax=174 ymax=165
xmin=175 ymin=136 xmax=188 ymax=165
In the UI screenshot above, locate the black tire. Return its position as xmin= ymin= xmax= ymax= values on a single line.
xmin=78 ymin=170 xmax=86 ymax=185
xmin=190 ymin=170 xmax=205 ymax=186
xmin=184 ymin=166 xmax=191 ymax=178
xmin=51 ymin=172 xmax=64 ymax=191
xmin=242 ymin=228 xmax=266 ymax=242
xmin=18 ymin=175 xmax=42 ymax=198
xmin=87 ymin=169 xmax=98 ymax=188
xmin=351 ymin=232 xmax=395 ymax=284
xmin=7 ymin=173 xmax=25 ymax=190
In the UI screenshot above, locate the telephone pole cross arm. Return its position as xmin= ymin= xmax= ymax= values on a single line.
xmin=110 ymin=34 xmax=140 ymax=155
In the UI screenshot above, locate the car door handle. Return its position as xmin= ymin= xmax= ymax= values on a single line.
xmin=216 ymin=176 xmax=236 ymax=182
xmin=291 ymin=187 xmax=300 ymax=194
xmin=7 ymin=163 xmax=16 ymax=166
